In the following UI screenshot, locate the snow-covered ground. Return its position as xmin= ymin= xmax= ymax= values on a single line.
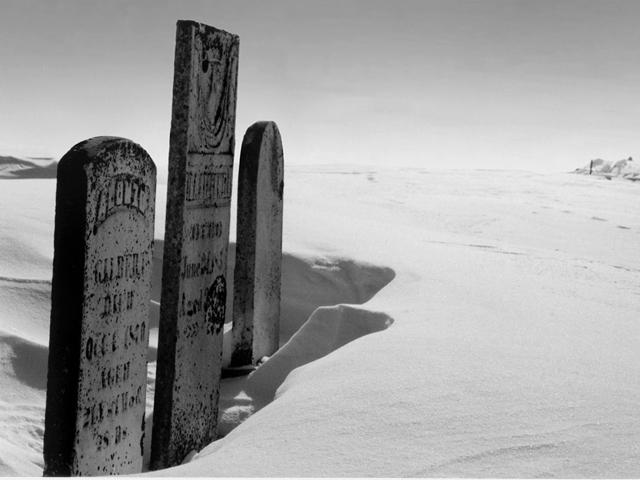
xmin=0 ymin=166 xmax=638 ymax=476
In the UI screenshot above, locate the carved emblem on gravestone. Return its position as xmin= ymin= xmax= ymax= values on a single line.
xmin=190 ymin=28 xmax=238 ymax=154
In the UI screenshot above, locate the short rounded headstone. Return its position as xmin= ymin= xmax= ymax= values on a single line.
xmin=44 ymin=137 xmax=156 ymax=476
xmin=230 ymin=121 xmax=284 ymax=367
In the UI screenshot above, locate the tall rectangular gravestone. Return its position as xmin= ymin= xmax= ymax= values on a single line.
xmin=151 ymin=21 xmax=239 ymax=469
xmin=230 ymin=122 xmax=284 ymax=366
xmin=44 ymin=137 xmax=156 ymax=476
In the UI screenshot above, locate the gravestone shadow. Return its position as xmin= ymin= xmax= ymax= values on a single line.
xmin=5 ymin=334 xmax=49 ymax=391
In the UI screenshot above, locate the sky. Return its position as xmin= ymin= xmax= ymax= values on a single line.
xmin=1 ymin=0 xmax=640 ymax=178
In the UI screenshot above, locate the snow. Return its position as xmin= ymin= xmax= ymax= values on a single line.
xmin=0 ymin=156 xmax=57 ymax=179
xmin=0 ymin=166 xmax=638 ymax=476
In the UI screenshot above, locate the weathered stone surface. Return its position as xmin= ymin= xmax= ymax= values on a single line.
xmin=150 ymin=20 xmax=239 ymax=470
xmin=44 ymin=137 xmax=156 ymax=476
xmin=230 ymin=122 xmax=284 ymax=366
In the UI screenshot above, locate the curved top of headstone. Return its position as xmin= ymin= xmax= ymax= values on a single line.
xmin=58 ymin=136 xmax=155 ymax=173
xmin=244 ymin=121 xmax=281 ymax=139
xmin=240 ymin=122 xmax=283 ymax=197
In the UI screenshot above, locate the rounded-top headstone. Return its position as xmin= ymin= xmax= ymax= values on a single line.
xmin=44 ymin=136 xmax=156 ymax=476
xmin=231 ymin=121 xmax=284 ymax=367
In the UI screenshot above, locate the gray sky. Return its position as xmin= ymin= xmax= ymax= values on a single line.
xmin=1 ymin=0 xmax=639 ymax=176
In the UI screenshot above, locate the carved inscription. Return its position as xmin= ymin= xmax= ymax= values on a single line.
xmin=187 ymin=220 xmax=223 ymax=241
xmin=76 ymin=236 xmax=152 ymax=473
xmin=83 ymin=321 xmax=147 ymax=361
xmin=176 ymin=158 xmax=230 ymax=342
xmin=174 ymin=154 xmax=231 ymax=348
xmin=75 ymin=196 xmax=153 ymax=474
xmin=81 ymin=387 xmax=144 ymax=429
xmin=93 ymin=252 xmax=149 ymax=284
xmin=94 ymin=174 xmax=151 ymax=230
xmin=180 ymin=248 xmax=226 ymax=279
xmin=100 ymin=361 xmax=131 ymax=390
xmin=185 ymin=165 xmax=232 ymax=208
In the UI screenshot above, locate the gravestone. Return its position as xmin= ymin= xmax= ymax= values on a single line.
xmin=230 ymin=122 xmax=284 ymax=366
xmin=151 ymin=20 xmax=239 ymax=470
xmin=44 ymin=137 xmax=156 ymax=476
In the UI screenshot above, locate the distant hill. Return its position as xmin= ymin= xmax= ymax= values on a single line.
xmin=574 ymin=157 xmax=640 ymax=181
xmin=0 ymin=156 xmax=57 ymax=179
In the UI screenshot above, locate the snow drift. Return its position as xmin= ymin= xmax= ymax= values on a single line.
xmin=0 ymin=156 xmax=57 ymax=179
xmin=0 ymin=166 xmax=638 ymax=477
